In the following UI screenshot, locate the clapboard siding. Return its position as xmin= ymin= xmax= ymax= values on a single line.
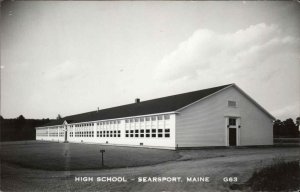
xmin=175 ymin=86 xmax=273 ymax=147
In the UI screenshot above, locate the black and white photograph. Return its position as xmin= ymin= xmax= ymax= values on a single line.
xmin=1 ymin=1 xmax=300 ymax=191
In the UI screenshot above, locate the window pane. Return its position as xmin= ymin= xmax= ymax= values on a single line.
xmin=229 ymin=118 xmax=236 ymax=126
xmin=228 ymin=101 xmax=237 ymax=107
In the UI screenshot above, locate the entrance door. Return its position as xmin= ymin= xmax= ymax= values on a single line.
xmin=228 ymin=117 xmax=238 ymax=146
xmin=229 ymin=128 xmax=236 ymax=146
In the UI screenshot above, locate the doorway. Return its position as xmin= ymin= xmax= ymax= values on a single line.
xmin=229 ymin=128 xmax=236 ymax=146
xmin=227 ymin=117 xmax=239 ymax=146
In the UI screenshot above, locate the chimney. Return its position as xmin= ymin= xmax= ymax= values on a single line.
xmin=135 ymin=98 xmax=140 ymax=103
xmin=97 ymin=107 xmax=100 ymax=112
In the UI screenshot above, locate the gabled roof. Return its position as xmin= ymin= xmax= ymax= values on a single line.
xmin=41 ymin=84 xmax=232 ymax=127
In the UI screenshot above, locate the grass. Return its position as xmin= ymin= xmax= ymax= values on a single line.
xmin=0 ymin=141 xmax=180 ymax=171
xmin=245 ymin=158 xmax=300 ymax=191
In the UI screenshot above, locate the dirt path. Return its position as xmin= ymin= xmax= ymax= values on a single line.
xmin=1 ymin=147 xmax=299 ymax=192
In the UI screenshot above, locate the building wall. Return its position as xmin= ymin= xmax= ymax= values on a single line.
xmin=36 ymin=113 xmax=176 ymax=149
xmin=36 ymin=126 xmax=65 ymax=142
xmin=175 ymin=86 xmax=273 ymax=147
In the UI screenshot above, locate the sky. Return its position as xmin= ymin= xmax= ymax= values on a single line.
xmin=1 ymin=1 xmax=300 ymax=120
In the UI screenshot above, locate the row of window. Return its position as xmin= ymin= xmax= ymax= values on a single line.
xmin=70 ymin=120 xmax=122 ymax=128
xmin=70 ymin=131 xmax=94 ymax=137
xmin=39 ymin=114 xmax=171 ymax=131
xmin=39 ymin=129 xmax=170 ymax=138
xmin=125 ymin=129 xmax=170 ymax=138
xmin=96 ymin=131 xmax=121 ymax=138
xmin=125 ymin=115 xmax=170 ymax=123
xmin=97 ymin=120 xmax=121 ymax=125
xmin=49 ymin=133 xmax=59 ymax=137
xmin=73 ymin=123 xmax=94 ymax=127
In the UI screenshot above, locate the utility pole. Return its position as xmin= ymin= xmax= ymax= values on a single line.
xmin=100 ymin=149 xmax=105 ymax=167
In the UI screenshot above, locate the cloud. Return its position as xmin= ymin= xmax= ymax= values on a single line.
xmin=155 ymin=23 xmax=299 ymax=82
xmin=45 ymin=60 xmax=86 ymax=81
xmin=154 ymin=23 xmax=300 ymax=120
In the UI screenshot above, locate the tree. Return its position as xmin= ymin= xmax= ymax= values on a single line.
xmin=296 ymin=117 xmax=300 ymax=127
xmin=56 ymin=114 xmax=62 ymax=120
xmin=282 ymin=118 xmax=298 ymax=138
xmin=17 ymin=115 xmax=25 ymax=121
xmin=273 ymin=119 xmax=283 ymax=137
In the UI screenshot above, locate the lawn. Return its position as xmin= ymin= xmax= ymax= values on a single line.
xmin=246 ymin=159 xmax=300 ymax=191
xmin=0 ymin=141 xmax=180 ymax=171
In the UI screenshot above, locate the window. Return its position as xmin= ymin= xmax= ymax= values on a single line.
xmin=146 ymin=129 xmax=150 ymax=133
xmin=152 ymin=129 xmax=156 ymax=133
xmin=158 ymin=115 xmax=163 ymax=120
xmin=135 ymin=130 xmax=139 ymax=133
xmin=229 ymin=118 xmax=236 ymax=126
xmin=151 ymin=116 xmax=156 ymax=121
xmin=164 ymin=115 xmax=170 ymax=120
xmin=140 ymin=130 xmax=144 ymax=133
xmin=146 ymin=117 xmax=150 ymax=121
xmin=146 ymin=134 xmax=150 ymax=137
xmin=140 ymin=117 xmax=144 ymax=122
xmin=165 ymin=129 xmax=170 ymax=138
xmin=228 ymin=100 xmax=237 ymax=107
